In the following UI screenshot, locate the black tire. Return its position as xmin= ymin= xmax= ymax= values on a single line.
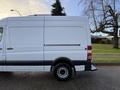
xmin=53 ymin=63 xmax=72 ymax=81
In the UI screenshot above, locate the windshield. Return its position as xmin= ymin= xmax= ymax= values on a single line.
xmin=0 ymin=27 xmax=3 ymax=42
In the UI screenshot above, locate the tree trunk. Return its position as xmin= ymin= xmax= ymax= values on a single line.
xmin=113 ymin=28 xmax=119 ymax=48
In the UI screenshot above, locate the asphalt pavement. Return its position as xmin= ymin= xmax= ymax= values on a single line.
xmin=0 ymin=66 xmax=120 ymax=90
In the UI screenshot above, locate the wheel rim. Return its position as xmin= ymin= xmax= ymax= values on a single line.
xmin=57 ymin=67 xmax=69 ymax=79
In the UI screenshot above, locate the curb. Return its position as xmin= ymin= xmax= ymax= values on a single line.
xmin=94 ymin=63 xmax=120 ymax=66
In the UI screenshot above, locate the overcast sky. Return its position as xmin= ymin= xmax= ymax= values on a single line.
xmin=0 ymin=0 xmax=83 ymax=19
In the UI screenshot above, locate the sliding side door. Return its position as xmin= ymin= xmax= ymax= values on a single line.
xmin=5 ymin=18 xmax=44 ymax=71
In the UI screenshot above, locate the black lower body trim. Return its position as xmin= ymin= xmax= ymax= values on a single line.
xmin=0 ymin=61 xmax=53 ymax=66
xmin=0 ymin=60 xmax=91 ymax=69
xmin=72 ymin=61 xmax=89 ymax=65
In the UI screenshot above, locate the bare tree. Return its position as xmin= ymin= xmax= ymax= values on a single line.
xmin=79 ymin=0 xmax=120 ymax=48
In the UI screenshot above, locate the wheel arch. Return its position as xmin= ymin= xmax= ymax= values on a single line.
xmin=51 ymin=57 xmax=75 ymax=72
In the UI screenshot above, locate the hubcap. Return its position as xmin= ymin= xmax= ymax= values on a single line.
xmin=57 ymin=67 xmax=68 ymax=79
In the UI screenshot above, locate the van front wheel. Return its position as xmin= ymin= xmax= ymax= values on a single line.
xmin=53 ymin=63 xmax=72 ymax=81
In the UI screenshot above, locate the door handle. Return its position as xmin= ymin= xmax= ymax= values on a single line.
xmin=7 ymin=48 xmax=13 ymax=50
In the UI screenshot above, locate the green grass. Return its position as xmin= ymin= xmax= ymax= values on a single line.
xmin=92 ymin=44 xmax=120 ymax=53
xmin=92 ymin=44 xmax=120 ymax=63
xmin=93 ymin=57 xmax=120 ymax=63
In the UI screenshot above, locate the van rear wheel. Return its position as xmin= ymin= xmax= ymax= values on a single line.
xmin=53 ymin=63 xmax=72 ymax=81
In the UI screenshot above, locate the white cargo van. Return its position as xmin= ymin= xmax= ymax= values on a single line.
xmin=0 ymin=16 xmax=96 ymax=80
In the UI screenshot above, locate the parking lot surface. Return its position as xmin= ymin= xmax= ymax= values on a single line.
xmin=0 ymin=66 xmax=120 ymax=90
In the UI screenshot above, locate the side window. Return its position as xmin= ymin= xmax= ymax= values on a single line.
xmin=0 ymin=27 xmax=3 ymax=42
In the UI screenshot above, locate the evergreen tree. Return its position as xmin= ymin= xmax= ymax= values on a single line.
xmin=51 ymin=0 xmax=66 ymax=16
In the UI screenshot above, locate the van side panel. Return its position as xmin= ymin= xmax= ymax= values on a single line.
xmin=44 ymin=16 xmax=88 ymax=61
xmin=6 ymin=27 xmax=44 ymax=60
xmin=5 ymin=17 xmax=44 ymax=71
